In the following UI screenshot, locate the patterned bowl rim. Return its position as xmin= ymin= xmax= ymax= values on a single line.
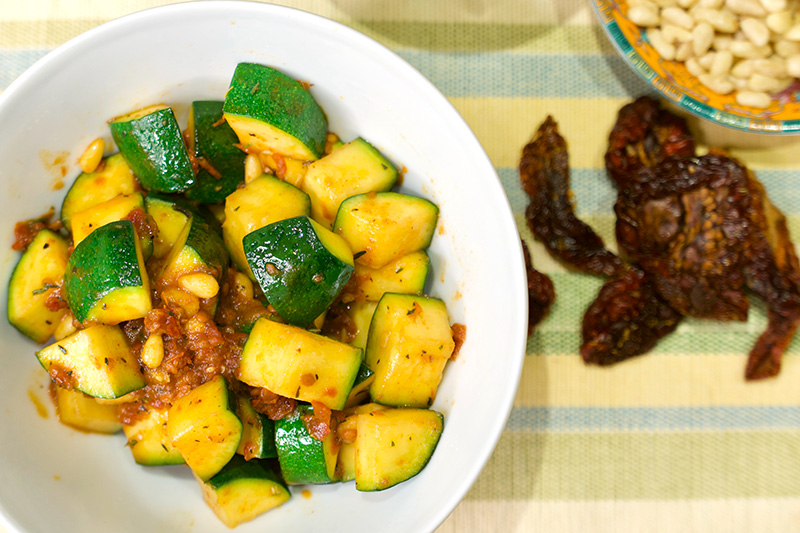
xmin=591 ymin=0 xmax=800 ymax=135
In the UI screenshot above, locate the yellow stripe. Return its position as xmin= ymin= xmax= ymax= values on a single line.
xmin=450 ymin=97 xmax=800 ymax=170
xmin=1 ymin=0 xmax=597 ymax=25
xmin=514 ymin=352 xmax=800 ymax=408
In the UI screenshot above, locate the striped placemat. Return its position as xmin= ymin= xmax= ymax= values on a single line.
xmin=2 ymin=1 xmax=800 ymax=532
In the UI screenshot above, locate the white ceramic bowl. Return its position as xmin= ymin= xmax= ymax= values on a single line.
xmin=0 ymin=3 xmax=527 ymax=532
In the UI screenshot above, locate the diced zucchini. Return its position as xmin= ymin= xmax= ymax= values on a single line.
xmin=239 ymin=317 xmax=362 ymax=411
xmin=200 ymin=455 xmax=290 ymax=528
xmin=60 ymin=153 xmax=138 ymax=231
xmin=355 ymin=408 xmax=443 ymax=491
xmin=64 ymin=220 xmax=151 ymax=324
xmin=260 ymin=153 xmax=308 ymax=188
xmin=158 ymin=210 xmax=229 ymax=288
xmin=123 ymin=407 xmax=184 ymax=466
xmin=344 ymin=364 xmax=375 ymax=409
xmin=223 ymin=62 xmax=327 ymax=161
xmin=144 ymin=194 xmax=192 ymax=260
xmin=243 ymin=215 xmax=353 ymax=327
xmin=35 ymin=325 xmax=146 ymax=399
xmin=235 ymin=395 xmax=277 ymax=460
xmin=336 ymin=403 xmax=387 ymax=482
xmin=7 ymin=229 xmax=69 ymax=343
xmin=333 ymin=192 xmax=439 ymax=269
xmin=109 ymin=104 xmax=195 ymax=193
xmin=275 ymin=405 xmax=338 ymax=484
xmin=222 ymin=174 xmax=311 ymax=278
xmin=351 ymin=250 xmax=429 ymax=302
xmin=70 ymin=192 xmax=153 ymax=259
xmin=166 ymin=375 xmax=242 ymax=481
xmin=301 ymin=137 xmax=398 ymax=229
xmin=366 ymin=293 xmax=455 ymax=408
xmin=185 ymin=101 xmax=246 ymax=204
xmin=54 ymin=386 xmax=123 ymax=434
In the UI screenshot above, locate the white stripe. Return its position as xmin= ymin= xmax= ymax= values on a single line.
xmin=437 ymin=498 xmax=800 ymax=533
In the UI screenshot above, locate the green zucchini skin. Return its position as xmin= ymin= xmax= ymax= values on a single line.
xmin=274 ymin=405 xmax=338 ymax=485
xmin=201 ymin=455 xmax=290 ymax=528
xmin=235 ymin=395 xmax=278 ymax=460
xmin=7 ymin=229 xmax=69 ymax=343
xmin=60 ymin=153 xmax=138 ymax=231
xmin=64 ymin=220 xmax=151 ymax=324
xmin=243 ymin=215 xmax=353 ymax=327
xmin=185 ymin=101 xmax=246 ymax=204
xmin=223 ymin=62 xmax=328 ymax=160
xmin=110 ymin=106 xmax=195 ymax=193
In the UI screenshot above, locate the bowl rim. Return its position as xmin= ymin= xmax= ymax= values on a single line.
xmin=0 ymin=2 xmax=529 ymax=532
xmin=591 ymin=0 xmax=800 ymax=135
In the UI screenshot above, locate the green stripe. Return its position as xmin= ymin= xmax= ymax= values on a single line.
xmin=352 ymin=21 xmax=613 ymax=53
xmin=528 ymin=272 xmax=799 ymax=356
xmin=0 ymin=20 xmax=103 ymax=48
xmin=467 ymin=431 xmax=800 ymax=500
xmin=0 ymin=19 xmax=613 ymax=55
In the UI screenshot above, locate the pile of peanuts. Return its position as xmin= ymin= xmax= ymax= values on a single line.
xmin=628 ymin=0 xmax=800 ymax=109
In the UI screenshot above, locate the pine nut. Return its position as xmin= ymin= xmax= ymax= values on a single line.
xmin=694 ymin=7 xmax=739 ymax=32
xmin=775 ymin=39 xmax=800 ymax=57
xmin=766 ymin=11 xmax=793 ymax=33
xmin=741 ymin=17 xmax=770 ymax=46
xmin=699 ymin=50 xmax=717 ymax=69
xmin=161 ymin=287 xmax=200 ymax=317
xmin=649 ymin=28 xmax=678 ymax=59
xmin=79 ymin=138 xmax=104 ymax=173
xmin=676 ymin=41 xmax=694 ymax=60
xmin=736 ymin=89 xmax=772 ymax=107
xmin=686 ymin=57 xmax=708 ymax=76
xmin=663 ymin=6 xmax=696 ymax=28
xmin=731 ymin=58 xmax=757 ymax=76
xmin=729 ymin=40 xmax=770 ymax=57
xmin=244 ymin=154 xmax=262 ymax=184
xmin=663 ymin=23 xmax=694 ymax=42
xmin=753 ymin=56 xmax=788 ymax=77
xmin=725 ymin=0 xmax=766 ymax=16
xmin=711 ymin=49 xmax=735 ymax=73
xmin=784 ymin=23 xmax=800 ymax=41
xmin=54 ymin=312 xmax=77 ymax=341
xmin=678 ymin=0 xmax=698 ymax=7
xmin=747 ymin=72 xmax=784 ymax=91
xmin=693 ymin=22 xmax=716 ymax=55
xmin=630 ymin=4 xmax=662 ymax=26
xmin=787 ymin=54 xmax=800 ymax=76
xmin=233 ymin=271 xmax=254 ymax=299
xmin=759 ymin=0 xmax=786 ymax=12
xmin=699 ymin=73 xmax=736 ymax=93
xmin=141 ymin=333 xmax=164 ymax=369
xmin=178 ymin=273 xmax=220 ymax=299
xmin=713 ymin=35 xmax=733 ymax=50
xmin=698 ymin=0 xmax=724 ymax=7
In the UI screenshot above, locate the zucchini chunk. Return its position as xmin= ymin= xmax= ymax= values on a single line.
xmin=301 ymin=137 xmax=398 ymax=229
xmin=185 ymin=100 xmax=246 ymax=204
xmin=158 ymin=209 xmax=229 ymax=288
xmin=35 ymin=325 xmax=146 ymax=399
xmin=243 ymin=215 xmax=354 ymax=327
xmin=60 ymin=153 xmax=138 ymax=231
xmin=350 ymin=250 xmax=430 ymax=302
xmin=222 ymin=174 xmax=311 ymax=278
xmin=200 ymin=455 xmax=290 ymax=528
xmin=366 ymin=293 xmax=455 ymax=408
xmin=123 ymin=407 xmax=184 ymax=466
xmin=260 ymin=152 xmax=308 ymax=188
xmin=235 ymin=395 xmax=278 ymax=460
xmin=333 ymin=192 xmax=439 ymax=269
xmin=355 ymin=408 xmax=443 ymax=491
xmin=7 ymin=229 xmax=69 ymax=343
xmin=109 ymin=104 xmax=195 ymax=193
xmin=223 ymin=62 xmax=328 ymax=161
xmin=166 ymin=375 xmax=243 ymax=481
xmin=336 ymin=403 xmax=387 ymax=482
xmin=144 ymin=193 xmax=192 ymax=260
xmin=344 ymin=364 xmax=375 ymax=409
xmin=70 ymin=192 xmax=153 ymax=260
xmin=239 ymin=317 xmax=362 ymax=411
xmin=54 ymin=386 xmax=123 ymax=434
xmin=64 ymin=220 xmax=151 ymax=324
xmin=274 ymin=405 xmax=338 ymax=484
